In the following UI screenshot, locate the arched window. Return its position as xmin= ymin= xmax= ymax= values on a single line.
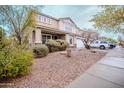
xmin=70 ymin=38 xmax=72 ymax=44
xmin=32 ymin=30 xmax=35 ymax=43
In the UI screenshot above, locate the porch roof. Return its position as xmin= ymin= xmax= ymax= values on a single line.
xmin=36 ymin=25 xmax=81 ymax=36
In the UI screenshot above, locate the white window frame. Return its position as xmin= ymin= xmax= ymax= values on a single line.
xmin=39 ymin=16 xmax=44 ymax=22
xmin=39 ymin=15 xmax=52 ymax=25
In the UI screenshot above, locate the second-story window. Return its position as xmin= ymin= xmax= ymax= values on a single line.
xmin=39 ymin=15 xmax=52 ymax=24
xmin=40 ymin=16 xmax=44 ymax=22
xmin=43 ymin=17 xmax=47 ymax=23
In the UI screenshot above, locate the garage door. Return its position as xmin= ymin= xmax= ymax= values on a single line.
xmin=77 ymin=39 xmax=84 ymax=48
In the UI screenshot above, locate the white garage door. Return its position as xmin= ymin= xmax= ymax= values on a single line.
xmin=77 ymin=39 xmax=84 ymax=48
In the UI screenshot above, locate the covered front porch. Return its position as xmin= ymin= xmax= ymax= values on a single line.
xmin=29 ymin=26 xmax=67 ymax=45
xmin=41 ymin=28 xmax=66 ymax=44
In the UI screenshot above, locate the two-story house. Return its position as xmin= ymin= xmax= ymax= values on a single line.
xmin=29 ymin=13 xmax=83 ymax=47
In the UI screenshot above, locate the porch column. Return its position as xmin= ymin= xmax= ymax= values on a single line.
xmin=74 ymin=35 xmax=77 ymax=44
xmin=35 ymin=29 xmax=42 ymax=44
xmin=65 ymin=34 xmax=70 ymax=44
xmin=73 ymin=35 xmax=77 ymax=47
